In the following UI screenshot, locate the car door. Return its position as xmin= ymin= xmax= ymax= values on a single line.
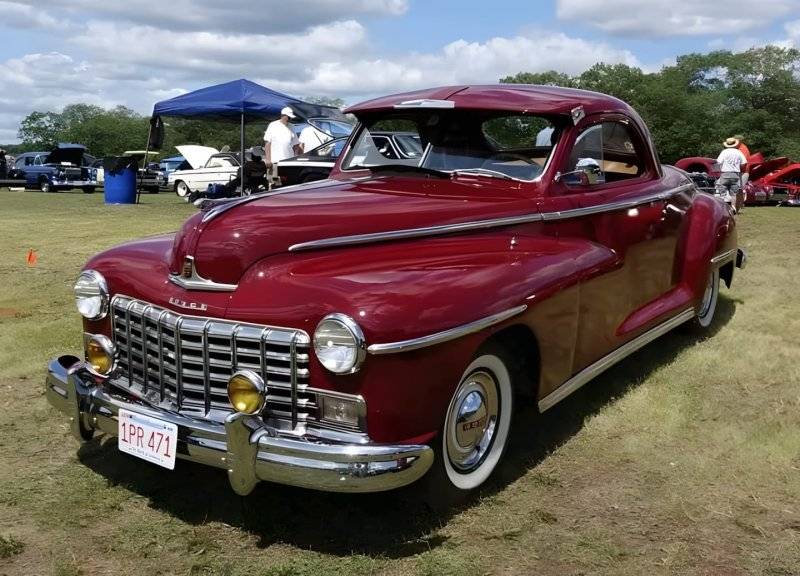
xmin=549 ymin=115 xmax=686 ymax=370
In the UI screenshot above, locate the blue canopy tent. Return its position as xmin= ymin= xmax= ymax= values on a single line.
xmin=145 ymin=78 xmax=343 ymax=201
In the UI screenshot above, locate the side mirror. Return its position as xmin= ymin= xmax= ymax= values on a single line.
xmin=555 ymin=164 xmax=602 ymax=186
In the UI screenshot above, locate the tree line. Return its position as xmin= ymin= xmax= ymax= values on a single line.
xmin=502 ymin=46 xmax=800 ymax=163
xmin=6 ymin=47 xmax=799 ymax=164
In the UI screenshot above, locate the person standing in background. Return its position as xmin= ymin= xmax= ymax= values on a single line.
xmin=299 ymin=123 xmax=331 ymax=153
xmin=733 ymin=134 xmax=750 ymax=213
xmin=715 ymin=137 xmax=747 ymax=214
xmin=0 ymin=150 xmax=7 ymax=179
xmin=263 ymin=107 xmax=302 ymax=186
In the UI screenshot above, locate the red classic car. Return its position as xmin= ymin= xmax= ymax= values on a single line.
xmin=46 ymin=85 xmax=745 ymax=500
xmin=674 ymin=154 xmax=800 ymax=205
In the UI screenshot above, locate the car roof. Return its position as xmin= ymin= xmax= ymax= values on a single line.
xmin=345 ymin=84 xmax=633 ymax=117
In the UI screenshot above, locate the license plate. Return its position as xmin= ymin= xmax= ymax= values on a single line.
xmin=118 ymin=409 xmax=177 ymax=470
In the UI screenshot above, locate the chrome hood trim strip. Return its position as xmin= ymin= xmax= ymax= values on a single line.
xmin=367 ymin=305 xmax=527 ymax=355
xmin=168 ymin=256 xmax=238 ymax=292
xmin=289 ymin=183 xmax=694 ymax=253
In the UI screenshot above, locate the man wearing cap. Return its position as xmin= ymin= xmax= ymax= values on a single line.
xmin=715 ymin=137 xmax=747 ymax=213
xmin=263 ymin=106 xmax=302 ymax=185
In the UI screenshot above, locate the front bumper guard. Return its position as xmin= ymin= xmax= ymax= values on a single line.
xmin=45 ymin=356 xmax=433 ymax=495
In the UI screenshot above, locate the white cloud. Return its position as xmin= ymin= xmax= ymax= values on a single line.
xmin=0 ymin=1 xmax=58 ymax=29
xmin=557 ymin=0 xmax=800 ymax=37
xmin=4 ymin=0 xmax=407 ymax=33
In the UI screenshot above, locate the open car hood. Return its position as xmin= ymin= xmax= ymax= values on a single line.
xmin=176 ymin=145 xmax=219 ymax=169
xmin=46 ymin=144 xmax=86 ymax=166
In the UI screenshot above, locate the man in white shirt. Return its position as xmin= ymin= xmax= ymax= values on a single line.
xmin=715 ymin=137 xmax=747 ymax=213
xmin=264 ymin=107 xmax=301 ymax=185
xmin=299 ymin=124 xmax=332 ymax=153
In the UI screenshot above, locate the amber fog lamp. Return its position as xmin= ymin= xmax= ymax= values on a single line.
xmin=227 ymin=370 xmax=266 ymax=415
xmin=74 ymin=270 xmax=109 ymax=321
xmin=85 ymin=334 xmax=116 ymax=377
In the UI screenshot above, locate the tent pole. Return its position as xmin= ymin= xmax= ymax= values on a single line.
xmin=138 ymin=122 xmax=153 ymax=205
xmin=239 ymin=112 xmax=245 ymax=196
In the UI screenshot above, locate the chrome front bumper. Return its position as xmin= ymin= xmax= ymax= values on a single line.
xmin=45 ymin=356 xmax=433 ymax=495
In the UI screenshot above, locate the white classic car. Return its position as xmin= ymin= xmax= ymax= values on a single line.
xmin=168 ymin=145 xmax=240 ymax=197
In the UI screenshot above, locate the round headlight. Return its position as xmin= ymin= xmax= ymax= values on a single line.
xmin=313 ymin=313 xmax=366 ymax=374
xmin=74 ymin=270 xmax=109 ymax=320
xmin=86 ymin=334 xmax=116 ymax=377
xmin=227 ymin=370 xmax=266 ymax=414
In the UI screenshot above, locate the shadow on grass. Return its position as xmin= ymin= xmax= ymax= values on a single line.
xmin=77 ymin=297 xmax=736 ymax=557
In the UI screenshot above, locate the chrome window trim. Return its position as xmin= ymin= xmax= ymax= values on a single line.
xmin=538 ymin=307 xmax=695 ymax=412
xmin=168 ymin=256 xmax=238 ymax=292
xmin=289 ymin=183 xmax=694 ymax=253
xmin=367 ymin=305 xmax=527 ymax=355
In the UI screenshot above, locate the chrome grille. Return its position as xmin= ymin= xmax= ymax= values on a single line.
xmin=110 ymin=295 xmax=313 ymax=427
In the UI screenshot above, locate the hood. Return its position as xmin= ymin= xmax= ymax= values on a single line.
xmin=170 ymin=176 xmax=536 ymax=285
xmin=750 ymin=157 xmax=790 ymax=181
xmin=46 ymin=144 xmax=86 ymax=166
xmin=176 ymin=145 xmax=218 ymax=169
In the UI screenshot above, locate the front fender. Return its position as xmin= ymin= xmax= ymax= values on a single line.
xmin=228 ymin=230 xmax=616 ymax=442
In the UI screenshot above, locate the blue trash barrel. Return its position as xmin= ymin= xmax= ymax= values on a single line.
xmin=103 ymin=156 xmax=137 ymax=204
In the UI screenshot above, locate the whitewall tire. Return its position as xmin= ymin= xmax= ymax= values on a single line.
xmin=174 ymin=181 xmax=190 ymax=198
xmin=695 ymin=268 xmax=720 ymax=329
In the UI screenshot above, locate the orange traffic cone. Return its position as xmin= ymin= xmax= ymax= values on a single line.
xmin=26 ymin=249 xmax=38 ymax=266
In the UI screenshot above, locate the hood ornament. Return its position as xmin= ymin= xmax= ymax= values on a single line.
xmin=169 ymin=255 xmax=238 ymax=292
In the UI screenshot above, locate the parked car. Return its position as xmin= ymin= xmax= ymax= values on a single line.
xmin=46 ymin=85 xmax=744 ymax=501
xmin=674 ymin=154 xmax=798 ymax=205
xmin=277 ymin=132 xmax=422 ymax=186
xmin=168 ymin=146 xmax=240 ymax=197
xmin=159 ymin=155 xmax=191 ymax=180
xmin=10 ymin=144 xmax=97 ymax=193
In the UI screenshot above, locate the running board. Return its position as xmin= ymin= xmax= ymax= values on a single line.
xmin=538 ymin=308 xmax=696 ymax=412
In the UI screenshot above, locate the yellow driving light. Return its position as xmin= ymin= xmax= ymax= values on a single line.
xmin=227 ymin=370 xmax=266 ymax=415
xmin=85 ymin=334 xmax=116 ymax=377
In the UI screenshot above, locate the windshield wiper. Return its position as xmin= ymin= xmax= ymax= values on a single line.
xmin=451 ymin=168 xmax=514 ymax=180
xmin=349 ymin=164 xmax=449 ymax=179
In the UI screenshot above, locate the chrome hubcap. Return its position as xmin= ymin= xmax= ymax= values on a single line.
xmin=446 ymin=370 xmax=499 ymax=473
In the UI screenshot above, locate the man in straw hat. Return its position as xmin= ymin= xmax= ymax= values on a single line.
xmin=715 ymin=137 xmax=747 ymax=214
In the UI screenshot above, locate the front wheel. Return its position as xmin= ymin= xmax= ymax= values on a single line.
xmin=82 ymin=187 xmax=96 ymax=194
xmin=174 ymin=181 xmax=190 ymax=198
xmin=39 ymin=179 xmax=51 ymax=193
xmin=423 ymin=347 xmax=514 ymax=506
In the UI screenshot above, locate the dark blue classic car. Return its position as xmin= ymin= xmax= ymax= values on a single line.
xmin=11 ymin=144 xmax=98 ymax=193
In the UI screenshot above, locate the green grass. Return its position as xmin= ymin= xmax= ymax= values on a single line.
xmin=0 ymin=189 xmax=799 ymax=575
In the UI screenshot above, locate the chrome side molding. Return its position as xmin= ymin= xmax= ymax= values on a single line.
xmin=289 ymin=184 xmax=695 ymax=253
xmin=367 ymin=305 xmax=528 ymax=355
xmin=537 ymin=308 xmax=696 ymax=412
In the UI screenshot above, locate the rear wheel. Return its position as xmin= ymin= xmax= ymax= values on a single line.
xmin=146 ymin=186 xmax=159 ymax=194
xmin=423 ymin=346 xmax=514 ymax=508
xmin=692 ymin=268 xmax=720 ymax=329
xmin=174 ymin=181 xmax=190 ymax=198
xmin=82 ymin=187 xmax=96 ymax=194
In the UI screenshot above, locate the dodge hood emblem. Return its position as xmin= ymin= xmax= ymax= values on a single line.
xmin=169 ymin=297 xmax=208 ymax=312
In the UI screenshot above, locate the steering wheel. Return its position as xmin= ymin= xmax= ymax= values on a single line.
xmin=483 ymin=152 xmax=536 ymax=165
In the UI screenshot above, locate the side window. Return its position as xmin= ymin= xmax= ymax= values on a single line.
xmin=565 ymin=121 xmax=646 ymax=187
xmin=370 ymin=136 xmax=399 ymax=160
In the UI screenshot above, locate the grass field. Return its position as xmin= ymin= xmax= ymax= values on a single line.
xmin=0 ymin=189 xmax=798 ymax=576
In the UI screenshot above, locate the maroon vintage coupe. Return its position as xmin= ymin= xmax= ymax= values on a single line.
xmin=46 ymin=85 xmax=745 ymax=499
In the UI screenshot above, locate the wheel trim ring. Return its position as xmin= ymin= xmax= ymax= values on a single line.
xmin=699 ymin=272 xmax=715 ymax=318
xmin=445 ymin=370 xmax=500 ymax=473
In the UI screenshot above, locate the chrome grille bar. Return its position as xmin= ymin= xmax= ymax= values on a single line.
xmin=110 ymin=296 xmax=313 ymax=430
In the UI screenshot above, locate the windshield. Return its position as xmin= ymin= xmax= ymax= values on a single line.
xmin=308 ymin=118 xmax=354 ymax=138
xmin=341 ymin=111 xmax=559 ymax=181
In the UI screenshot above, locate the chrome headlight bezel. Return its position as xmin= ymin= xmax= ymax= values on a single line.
xmin=313 ymin=313 xmax=367 ymax=375
xmin=74 ymin=269 xmax=109 ymax=321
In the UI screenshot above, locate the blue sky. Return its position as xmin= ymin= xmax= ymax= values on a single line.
xmin=1 ymin=0 xmax=799 ymax=143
